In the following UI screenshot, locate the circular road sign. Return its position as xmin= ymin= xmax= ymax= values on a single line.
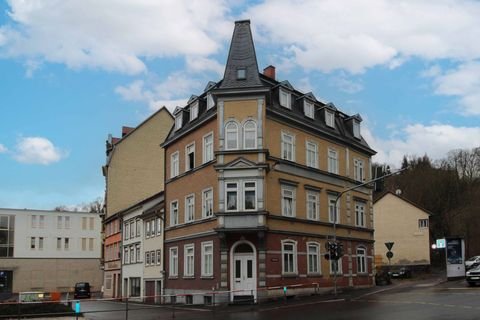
xmin=386 ymin=251 xmax=394 ymax=259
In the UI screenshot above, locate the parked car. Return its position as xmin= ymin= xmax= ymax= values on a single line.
xmin=73 ymin=282 xmax=91 ymax=299
xmin=388 ymin=267 xmax=412 ymax=279
xmin=466 ymin=265 xmax=480 ymax=286
xmin=465 ymin=256 xmax=480 ymax=270
xmin=375 ymin=269 xmax=392 ymax=286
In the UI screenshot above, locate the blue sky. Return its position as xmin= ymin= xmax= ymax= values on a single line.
xmin=1 ymin=0 xmax=480 ymax=210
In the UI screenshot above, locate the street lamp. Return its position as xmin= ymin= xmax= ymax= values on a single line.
xmin=331 ymin=167 xmax=407 ymax=296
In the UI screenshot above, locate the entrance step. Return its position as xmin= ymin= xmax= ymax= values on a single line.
xmin=231 ymin=295 xmax=255 ymax=305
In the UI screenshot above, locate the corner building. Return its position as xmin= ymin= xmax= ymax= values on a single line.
xmin=163 ymin=20 xmax=376 ymax=303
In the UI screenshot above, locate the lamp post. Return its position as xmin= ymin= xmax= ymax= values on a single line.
xmin=331 ymin=167 xmax=407 ymax=296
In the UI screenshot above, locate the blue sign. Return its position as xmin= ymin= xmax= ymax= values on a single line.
xmin=436 ymin=239 xmax=446 ymax=249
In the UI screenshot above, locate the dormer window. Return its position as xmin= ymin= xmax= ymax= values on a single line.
xmin=353 ymin=120 xmax=361 ymax=139
xmin=237 ymin=68 xmax=246 ymax=80
xmin=206 ymin=93 xmax=215 ymax=110
xmin=279 ymin=89 xmax=291 ymax=109
xmin=175 ymin=114 xmax=183 ymax=131
xmin=190 ymin=102 xmax=198 ymax=121
xmin=304 ymin=100 xmax=315 ymax=119
xmin=325 ymin=110 xmax=335 ymax=128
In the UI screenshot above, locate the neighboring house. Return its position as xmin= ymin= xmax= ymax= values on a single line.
xmin=162 ymin=20 xmax=376 ymax=304
xmin=373 ymin=191 xmax=431 ymax=268
xmin=120 ymin=192 xmax=163 ymax=299
xmin=102 ymin=107 xmax=173 ymax=299
xmin=0 ymin=208 xmax=102 ymax=294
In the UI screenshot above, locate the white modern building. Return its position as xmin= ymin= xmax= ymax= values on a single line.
xmin=0 ymin=208 xmax=103 ymax=294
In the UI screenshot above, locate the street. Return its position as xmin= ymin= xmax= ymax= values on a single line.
xmin=77 ymin=278 xmax=480 ymax=320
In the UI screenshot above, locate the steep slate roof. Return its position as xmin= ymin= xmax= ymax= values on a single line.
xmin=219 ymin=20 xmax=262 ymax=89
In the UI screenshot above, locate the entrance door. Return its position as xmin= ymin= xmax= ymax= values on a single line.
xmin=145 ymin=281 xmax=155 ymax=303
xmin=233 ymin=254 xmax=255 ymax=295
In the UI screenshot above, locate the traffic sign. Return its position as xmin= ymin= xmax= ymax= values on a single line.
xmin=386 ymin=251 xmax=394 ymax=259
xmin=436 ymin=239 xmax=446 ymax=249
xmin=385 ymin=242 xmax=394 ymax=251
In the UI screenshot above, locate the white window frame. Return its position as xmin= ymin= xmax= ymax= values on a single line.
xmin=185 ymin=194 xmax=195 ymax=223
xmin=31 ymin=215 xmax=37 ymax=228
xmin=156 ymin=218 xmax=161 ymax=236
xmin=225 ymin=121 xmax=239 ymax=150
xmin=124 ymin=247 xmax=129 ymax=264
xmin=279 ymin=88 xmax=291 ymax=109
xmin=243 ymin=181 xmax=257 ymax=211
xmin=225 ymin=182 xmax=238 ymax=212
xmin=419 ymin=219 xmax=429 ymax=228
xmin=169 ymin=247 xmax=178 ymax=277
xmin=185 ymin=142 xmax=195 ymax=171
xmin=146 ymin=251 xmax=150 ymax=266
xmin=202 ymin=188 xmax=213 ymax=218
xmin=281 ymin=132 xmax=295 ymax=161
xmin=353 ymin=120 xmax=361 ymax=139
xmin=203 ymin=132 xmax=214 ymax=163
xmin=170 ymin=151 xmax=179 ymax=178
xmin=170 ymin=201 xmax=179 ymax=226
xmin=65 ymin=216 xmax=70 ymax=229
xmin=175 ymin=114 xmax=182 ymax=131
xmin=307 ymin=242 xmax=321 ymax=274
xmin=354 ymin=158 xmax=364 ymax=182
xmin=281 ymin=185 xmax=296 ymax=217
xmin=145 ymin=220 xmax=151 ymax=238
xmin=328 ymin=194 xmax=340 ymax=224
xmin=326 ymin=110 xmax=335 ymax=128
xmin=243 ymin=121 xmax=257 ymax=149
xmin=156 ymin=249 xmax=161 ymax=265
xmin=357 ymin=247 xmax=367 ymax=274
xmin=206 ymin=93 xmax=215 ymax=110
xmin=184 ymin=244 xmax=195 ymax=277
xmin=306 ymin=191 xmax=319 ymax=221
xmin=190 ymin=101 xmax=199 ymax=121
xmin=39 ymin=215 xmax=45 ymax=228
xmin=201 ymin=241 xmax=214 ymax=277
xmin=328 ymin=148 xmax=339 ymax=174
xmin=306 ymin=141 xmax=318 ymax=168
xmin=57 ymin=216 xmax=63 ymax=229
xmin=304 ymin=99 xmax=315 ymax=119
xmin=355 ymin=201 xmax=366 ymax=227
xmin=281 ymin=240 xmax=297 ymax=275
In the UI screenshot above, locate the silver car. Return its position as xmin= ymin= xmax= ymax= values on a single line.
xmin=465 ymin=256 xmax=480 ymax=270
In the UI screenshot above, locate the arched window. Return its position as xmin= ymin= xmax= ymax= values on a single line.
xmin=243 ymin=121 xmax=256 ymax=149
xmin=281 ymin=240 xmax=297 ymax=274
xmin=225 ymin=122 xmax=238 ymax=150
xmin=357 ymin=246 xmax=367 ymax=274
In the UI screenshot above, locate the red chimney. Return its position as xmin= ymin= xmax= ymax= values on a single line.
xmin=121 ymin=126 xmax=135 ymax=137
xmin=263 ymin=65 xmax=276 ymax=80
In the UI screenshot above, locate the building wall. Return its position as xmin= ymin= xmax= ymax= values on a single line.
xmin=373 ymin=193 xmax=430 ymax=266
xmin=105 ymin=108 xmax=173 ymax=217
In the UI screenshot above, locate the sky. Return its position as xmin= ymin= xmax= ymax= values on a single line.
xmin=1 ymin=0 xmax=480 ymax=210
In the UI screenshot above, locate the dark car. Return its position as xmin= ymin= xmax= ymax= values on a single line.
xmin=375 ymin=269 xmax=392 ymax=286
xmin=388 ymin=267 xmax=412 ymax=279
xmin=466 ymin=265 xmax=480 ymax=286
xmin=74 ymin=282 xmax=91 ymax=299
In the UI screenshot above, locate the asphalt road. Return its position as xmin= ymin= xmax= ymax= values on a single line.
xmin=77 ymin=278 xmax=480 ymax=320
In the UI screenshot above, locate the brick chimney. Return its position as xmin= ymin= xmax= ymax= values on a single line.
xmin=263 ymin=65 xmax=276 ymax=80
xmin=122 ymin=126 xmax=135 ymax=137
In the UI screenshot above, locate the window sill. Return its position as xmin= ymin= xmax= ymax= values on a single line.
xmin=307 ymin=273 xmax=322 ymax=277
xmin=200 ymin=276 xmax=214 ymax=279
xmin=281 ymin=273 xmax=298 ymax=278
xmin=183 ymin=276 xmax=195 ymax=280
xmin=168 ymin=276 xmax=178 ymax=280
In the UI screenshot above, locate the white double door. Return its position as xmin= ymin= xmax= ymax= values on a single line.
xmin=233 ymin=253 xmax=256 ymax=295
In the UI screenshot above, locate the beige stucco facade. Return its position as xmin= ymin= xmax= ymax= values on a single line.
xmin=373 ymin=192 xmax=431 ymax=266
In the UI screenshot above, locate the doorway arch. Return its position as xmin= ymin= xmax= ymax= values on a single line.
xmin=230 ymin=240 xmax=257 ymax=302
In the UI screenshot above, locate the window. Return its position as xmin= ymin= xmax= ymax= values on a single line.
xmin=82 ymin=217 xmax=87 ymax=230
xmin=185 ymin=143 xmax=195 ymax=171
xmin=30 ymin=237 xmax=36 ymax=249
xmin=146 ymin=220 xmax=151 ymax=238
xmin=307 ymin=243 xmax=320 ymax=274
xmin=146 ymin=252 xmax=150 ymax=266
xmin=281 ymin=132 xmax=295 ymax=161
xmin=64 ymin=238 xmax=69 ymax=250
xmin=244 ymin=182 xmax=257 ymax=211
xmin=130 ymin=277 xmax=141 ymax=297
xmin=202 ymin=188 xmax=213 ymax=218
xmin=156 ymin=249 xmax=161 ymax=265
xmin=281 ymin=186 xmax=296 ymax=217
xmin=225 ymin=122 xmax=238 ymax=150
xmin=150 ymin=220 xmax=155 ymax=236
xmin=65 ymin=216 xmax=70 ymax=229
xmin=201 ymin=242 xmax=213 ymax=277
xmin=175 ymin=113 xmax=182 ymax=131
xmin=89 ymin=217 xmax=95 ymax=230
xmin=237 ymin=68 xmax=246 ymax=80
xmin=89 ymin=238 xmax=94 ymax=251
xmin=130 ymin=246 xmax=135 ymax=263
xmin=124 ymin=223 xmax=130 ymax=240
xmin=353 ymin=121 xmax=361 ymax=139
xmin=185 ymin=194 xmax=195 ymax=223
xmin=82 ymin=238 xmax=87 ymax=251
xmin=304 ymin=100 xmax=315 ymax=119
xmin=279 ymin=89 xmax=291 ymax=109
xmin=184 ymin=244 xmax=195 ymax=277
xmin=243 ymin=121 xmax=256 ymax=149
xmin=171 ymin=152 xmax=179 ymax=178
xmin=355 ymin=202 xmax=366 ymax=227
xmin=206 ymin=93 xmax=215 ymax=110
xmin=156 ymin=218 xmax=161 ymax=236
xmin=31 ymin=215 xmax=37 ymax=228
xmin=190 ymin=102 xmax=198 ymax=121
xmin=130 ymin=221 xmax=134 ymax=239
xmin=328 ymin=195 xmax=339 ymax=224
xmin=170 ymin=201 xmax=179 ymax=226
xmin=57 ymin=216 xmax=63 ymax=229
xmin=306 ymin=141 xmax=318 ymax=168
xmin=57 ymin=237 xmax=62 ymax=250
xmin=124 ymin=247 xmax=129 ymax=264
xmin=357 ymin=247 xmax=367 ymax=274
xmin=136 ymin=219 xmax=140 ymax=237
xmin=39 ymin=215 xmax=45 ymax=228
xmin=226 ymin=182 xmax=238 ymax=211
xmin=419 ymin=219 xmax=429 ymax=228
xmin=169 ymin=247 xmax=178 ymax=276
xmin=328 ymin=148 xmax=339 ymax=174
xmin=203 ymin=133 xmax=214 ymax=163
xmin=38 ymin=237 xmax=44 ymax=250
xmin=326 ymin=110 xmax=335 ymax=128
xmin=330 ymin=257 xmax=342 ymax=274
xmin=306 ymin=191 xmax=319 ymax=220
xmin=282 ymin=240 xmax=297 ymax=274
xmin=354 ymin=159 xmax=364 ymax=181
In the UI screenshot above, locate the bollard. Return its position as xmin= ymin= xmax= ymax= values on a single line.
xmin=75 ymin=300 xmax=80 ymax=320
xmin=125 ymin=297 xmax=129 ymax=320
xmin=17 ymin=301 xmax=20 ymax=320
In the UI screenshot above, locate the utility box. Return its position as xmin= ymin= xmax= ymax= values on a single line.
xmin=446 ymin=237 xmax=465 ymax=280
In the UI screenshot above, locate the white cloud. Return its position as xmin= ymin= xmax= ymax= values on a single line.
xmin=330 ymin=73 xmax=363 ymax=94
xmin=367 ymin=124 xmax=480 ymax=166
xmin=13 ymin=137 xmax=66 ymax=165
xmin=0 ymin=144 xmax=7 ymax=153
xmin=1 ymin=0 xmax=231 ymax=74
xmin=246 ymin=0 xmax=480 ymax=73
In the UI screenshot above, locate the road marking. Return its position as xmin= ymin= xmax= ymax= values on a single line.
xmin=259 ymin=298 xmax=345 ymax=312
